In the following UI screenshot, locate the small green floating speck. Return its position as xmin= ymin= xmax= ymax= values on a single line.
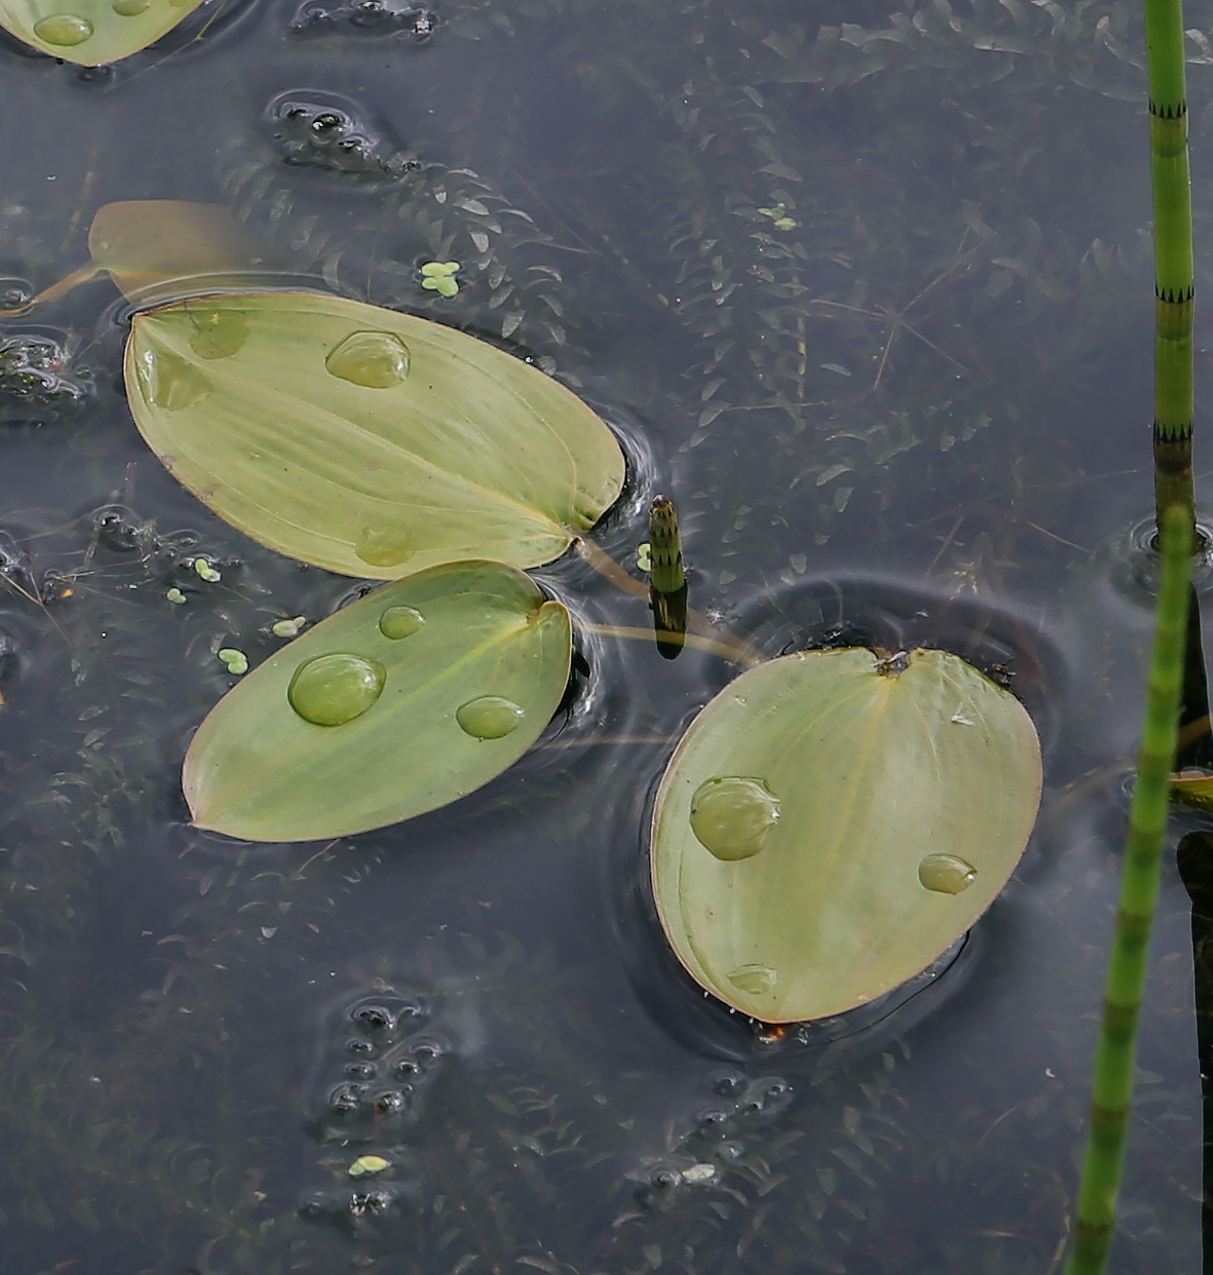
xmin=420 ymin=261 xmax=460 ymax=297
xmin=349 ymin=1154 xmax=391 ymax=1178
xmin=192 ymin=557 xmax=221 ymax=583
xmin=218 ymin=649 xmax=249 ymax=675
xmin=378 ymin=606 xmax=425 ymax=640
xmin=33 ymin=12 xmax=93 ymax=44
xmin=288 ymin=653 xmax=386 ymax=727
xmin=456 ymin=695 xmax=525 ymax=740
xmin=636 ymin=542 xmax=652 ymax=573
xmin=166 ymin=587 xmax=187 ymax=605
xmin=271 ymin=616 xmax=308 ymax=639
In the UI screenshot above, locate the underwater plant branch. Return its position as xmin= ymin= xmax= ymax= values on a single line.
xmin=579 ymin=623 xmax=759 ymax=667
xmin=1146 ymin=0 xmax=1197 ymax=533
xmin=1065 ymin=502 xmax=1192 ymax=1275
xmin=571 ymin=536 xmax=764 ymax=666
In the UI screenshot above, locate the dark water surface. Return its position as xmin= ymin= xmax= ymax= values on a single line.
xmin=0 ymin=0 xmax=1209 ymax=1271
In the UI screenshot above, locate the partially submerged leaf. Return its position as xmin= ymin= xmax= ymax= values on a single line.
xmin=0 ymin=0 xmax=210 ymax=66
xmin=126 ymin=292 xmax=625 ymax=577
xmin=22 ymin=203 xmax=265 ymax=311
xmin=184 ymin=559 xmax=572 ymax=842
xmin=1172 ymin=770 xmax=1213 ymax=813
xmin=651 ymin=647 xmax=1042 ymax=1023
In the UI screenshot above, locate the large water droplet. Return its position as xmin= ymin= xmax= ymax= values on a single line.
xmin=188 ymin=309 xmax=249 ymax=359
xmin=456 ymin=696 xmax=525 ymax=740
xmin=33 ymin=12 xmax=93 ymax=43
xmin=918 ymin=853 xmax=978 ymax=895
xmin=326 ymin=331 xmax=410 ymax=388
xmin=355 ymin=527 xmax=414 ymax=568
xmin=690 ymin=776 xmax=780 ymax=861
xmin=288 ymin=653 xmax=385 ymax=726
xmin=726 ymin=964 xmax=777 ymax=995
xmin=111 ymin=0 xmax=150 ymax=14
xmin=136 ymin=348 xmax=211 ymax=411
xmin=378 ymin=606 xmax=424 ymax=640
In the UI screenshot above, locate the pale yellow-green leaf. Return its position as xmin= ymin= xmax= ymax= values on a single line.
xmin=651 ymin=647 xmax=1042 ymax=1022
xmin=125 ymin=292 xmax=625 ymax=577
xmin=0 ymin=0 xmax=210 ymax=65
xmin=24 ymin=203 xmax=265 ymax=311
xmin=184 ymin=560 xmax=571 ymax=842
xmin=1171 ymin=770 xmax=1213 ymax=813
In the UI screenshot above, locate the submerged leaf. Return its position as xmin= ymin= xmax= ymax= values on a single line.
xmin=126 ymin=291 xmax=625 ymax=577
xmin=651 ymin=647 xmax=1042 ymax=1022
xmin=0 ymin=0 xmax=210 ymax=66
xmin=22 ymin=203 xmax=265 ymax=311
xmin=184 ymin=559 xmax=571 ymax=841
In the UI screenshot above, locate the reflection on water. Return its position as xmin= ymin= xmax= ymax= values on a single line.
xmin=0 ymin=0 xmax=1206 ymax=1271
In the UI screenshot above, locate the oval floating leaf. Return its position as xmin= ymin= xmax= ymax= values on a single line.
xmin=184 ymin=559 xmax=572 ymax=841
xmin=0 ymin=0 xmax=211 ymax=65
xmin=20 ymin=203 xmax=267 ymax=312
xmin=651 ymin=647 xmax=1042 ymax=1023
xmin=125 ymin=292 xmax=625 ymax=577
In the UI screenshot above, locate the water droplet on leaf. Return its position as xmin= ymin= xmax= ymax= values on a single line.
xmin=289 ymin=653 xmax=386 ymax=726
xmin=726 ymin=964 xmax=777 ymax=994
xmin=325 ymin=330 xmax=410 ymax=388
xmin=354 ymin=527 xmax=414 ymax=568
xmin=33 ymin=13 xmax=92 ymax=43
xmin=188 ymin=309 xmax=249 ymax=360
xmin=918 ymin=853 xmax=978 ymax=894
xmin=689 ymin=776 xmax=780 ymax=860
xmin=111 ymin=0 xmax=150 ymax=14
xmin=137 ymin=348 xmax=211 ymax=411
xmin=378 ymin=606 xmax=424 ymax=639
xmin=456 ymin=695 xmax=525 ymax=739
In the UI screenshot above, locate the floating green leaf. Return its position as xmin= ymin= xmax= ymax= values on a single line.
xmin=0 ymin=0 xmax=211 ymax=67
xmin=125 ymin=292 xmax=625 ymax=577
xmin=183 ymin=559 xmax=572 ymax=842
xmin=651 ymin=647 xmax=1042 ymax=1023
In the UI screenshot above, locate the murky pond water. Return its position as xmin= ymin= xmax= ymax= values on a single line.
xmin=0 ymin=0 xmax=1209 ymax=1271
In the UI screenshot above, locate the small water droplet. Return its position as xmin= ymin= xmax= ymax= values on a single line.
xmin=289 ymin=653 xmax=385 ymax=726
xmin=456 ymin=695 xmax=525 ymax=739
xmin=355 ymin=526 xmax=414 ymax=568
xmin=918 ymin=853 xmax=978 ymax=894
xmin=111 ymin=0 xmax=150 ymax=14
xmin=689 ymin=776 xmax=780 ymax=861
xmin=378 ymin=606 xmax=424 ymax=639
xmin=33 ymin=12 xmax=93 ymax=43
xmin=136 ymin=348 xmax=211 ymax=411
xmin=726 ymin=964 xmax=777 ymax=994
xmin=187 ymin=308 xmax=249 ymax=359
xmin=326 ymin=330 xmax=410 ymax=388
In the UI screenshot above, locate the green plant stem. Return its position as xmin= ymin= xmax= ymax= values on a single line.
xmin=1065 ymin=502 xmax=1192 ymax=1275
xmin=1147 ymin=0 xmax=1197 ymax=534
xmin=648 ymin=495 xmax=689 ymax=659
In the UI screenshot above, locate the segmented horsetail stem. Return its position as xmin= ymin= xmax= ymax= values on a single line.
xmin=1147 ymin=0 xmax=1197 ymax=535
xmin=648 ymin=495 xmax=688 ymax=660
xmin=648 ymin=496 xmax=685 ymax=595
xmin=1065 ymin=503 xmax=1192 ymax=1275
